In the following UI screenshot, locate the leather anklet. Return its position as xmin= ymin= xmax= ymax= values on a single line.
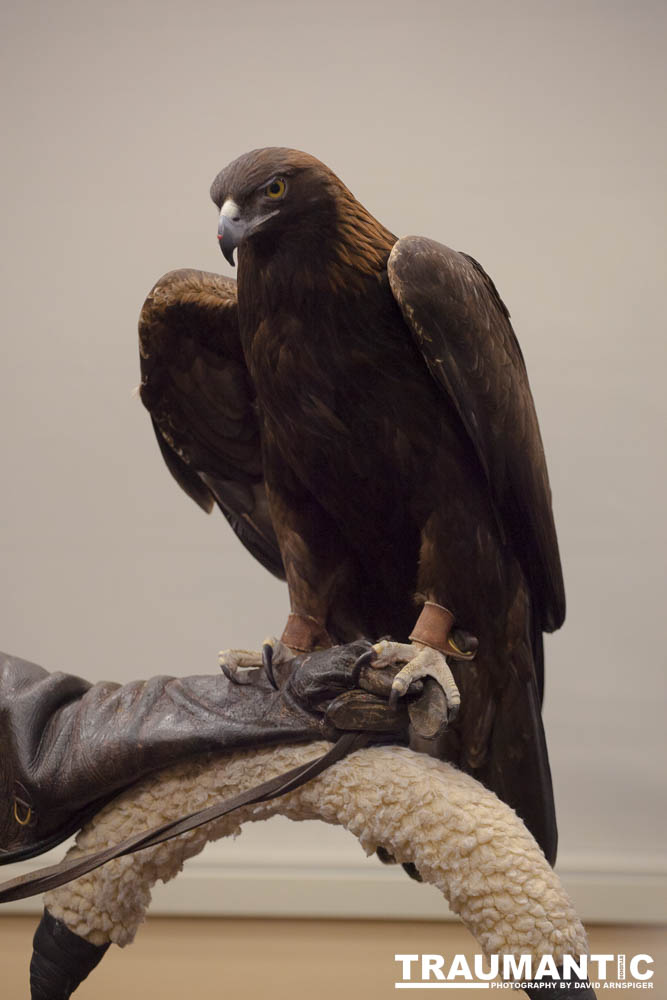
xmin=410 ymin=602 xmax=477 ymax=659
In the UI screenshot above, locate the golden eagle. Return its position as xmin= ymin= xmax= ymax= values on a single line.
xmin=138 ymin=148 xmax=565 ymax=864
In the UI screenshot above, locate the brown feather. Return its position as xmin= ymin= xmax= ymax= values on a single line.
xmin=138 ymin=268 xmax=284 ymax=578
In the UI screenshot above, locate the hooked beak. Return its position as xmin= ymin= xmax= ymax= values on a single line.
xmin=217 ymin=199 xmax=281 ymax=267
xmin=217 ymin=200 xmax=246 ymax=267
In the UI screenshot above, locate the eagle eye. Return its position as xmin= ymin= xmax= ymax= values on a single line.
xmin=265 ymin=178 xmax=286 ymax=200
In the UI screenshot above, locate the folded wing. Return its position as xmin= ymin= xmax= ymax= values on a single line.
xmin=388 ymin=237 xmax=565 ymax=635
xmin=138 ymin=268 xmax=284 ymax=578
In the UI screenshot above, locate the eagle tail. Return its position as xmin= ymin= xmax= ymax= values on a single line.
xmin=478 ymin=646 xmax=558 ymax=867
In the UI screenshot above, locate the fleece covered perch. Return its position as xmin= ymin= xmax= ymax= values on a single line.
xmin=41 ymin=741 xmax=591 ymax=993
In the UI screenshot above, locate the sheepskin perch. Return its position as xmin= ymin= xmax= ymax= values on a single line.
xmin=46 ymin=742 xmax=587 ymax=964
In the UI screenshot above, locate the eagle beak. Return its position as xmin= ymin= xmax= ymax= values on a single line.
xmin=217 ymin=200 xmax=246 ymax=267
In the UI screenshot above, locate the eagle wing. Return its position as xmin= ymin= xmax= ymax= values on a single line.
xmin=387 ymin=237 xmax=565 ymax=634
xmin=138 ymin=268 xmax=284 ymax=578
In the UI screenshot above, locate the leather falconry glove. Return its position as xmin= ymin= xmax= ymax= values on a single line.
xmin=0 ymin=643 xmax=408 ymax=866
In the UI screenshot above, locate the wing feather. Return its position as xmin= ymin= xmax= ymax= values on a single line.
xmin=138 ymin=269 xmax=284 ymax=579
xmin=388 ymin=237 xmax=565 ymax=632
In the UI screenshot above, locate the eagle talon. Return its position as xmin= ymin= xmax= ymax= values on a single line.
xmin=351 ymin=647 xmax=376 ymax=686
xmin=219 ymin=638 xmax=292 ymax=686
xmin=372 ymin=639 xmax=461 ymax=723
xmin=387 ymin=677 xmax=426 ymax=709
xmin=388 ymin=683 xmax=405 ymax=710
xmin=444 ymin=700 xmax=460 ymax=725
xmin=262 ymin=643 xmax=279 ymax=690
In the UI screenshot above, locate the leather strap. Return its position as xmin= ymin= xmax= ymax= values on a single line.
xmin=410 ymin=602 xmax=477 ymax=660
xmin=0 ymin=732 xmax=366 ymax=904
xmin=281 ymin=613 xmax=332 ymax=652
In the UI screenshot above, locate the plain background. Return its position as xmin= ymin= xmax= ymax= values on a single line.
xmin=1 ymin=0 xmax=665 ymax=919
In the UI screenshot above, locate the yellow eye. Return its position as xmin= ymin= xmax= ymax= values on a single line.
xmin=265 ymin=178 xmax=286 ymax=199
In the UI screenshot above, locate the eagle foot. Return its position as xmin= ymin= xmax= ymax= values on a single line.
xmin=370 ymin=640 xmax=461 ymax=728
xmin=219 ymin=637 xmax=292 ymax=686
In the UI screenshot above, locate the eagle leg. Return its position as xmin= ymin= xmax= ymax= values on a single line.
xmin=219 ymin=637 xmax=292 ymax=685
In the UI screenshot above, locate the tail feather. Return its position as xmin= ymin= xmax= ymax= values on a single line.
xmin=477 ymin=653 xmax=558 ymax=866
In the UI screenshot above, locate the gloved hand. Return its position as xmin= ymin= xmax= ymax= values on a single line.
xmin=0 ymin=642 xmax=412 ymax=865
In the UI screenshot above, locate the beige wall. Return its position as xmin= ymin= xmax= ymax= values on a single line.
xmin=0 ymin=0 xmax=665 ymax=918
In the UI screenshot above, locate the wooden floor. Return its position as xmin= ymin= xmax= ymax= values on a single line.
xmin=1 ymin=915 xmax=665 ymax=998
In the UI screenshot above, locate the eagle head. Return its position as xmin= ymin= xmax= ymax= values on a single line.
xmin=210 ymin=148 xmax=395 ymax=279
xmin=210 ymin=147 xmax=339 ymax=267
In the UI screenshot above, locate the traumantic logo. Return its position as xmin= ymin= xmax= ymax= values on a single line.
xmin=394 ymin=953 xmax=654 ymax=990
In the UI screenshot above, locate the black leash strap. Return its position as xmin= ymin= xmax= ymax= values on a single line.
xmin=0 ymin=732 xmax=366 ymax=904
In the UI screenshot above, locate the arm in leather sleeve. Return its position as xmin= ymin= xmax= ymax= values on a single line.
xmin=1 ymin=641 xmax=399 ymax=863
